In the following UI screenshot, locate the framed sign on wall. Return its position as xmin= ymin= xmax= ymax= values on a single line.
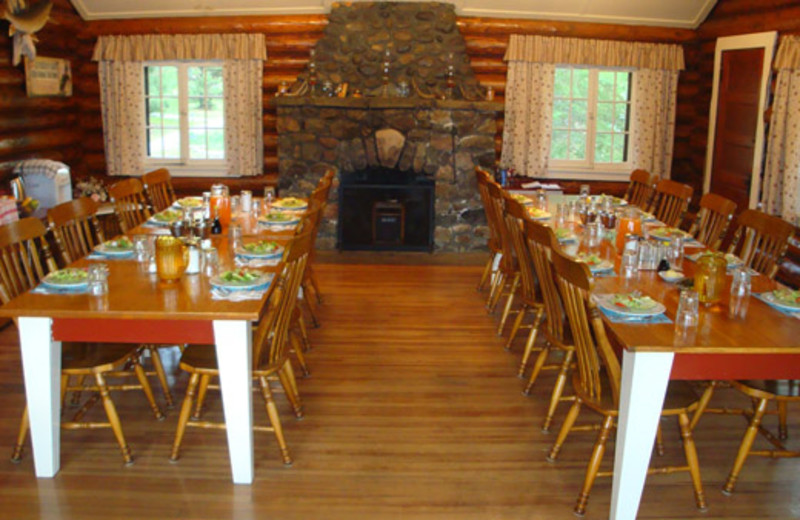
xmin=24 ymin=57 xmax=72 ymax=97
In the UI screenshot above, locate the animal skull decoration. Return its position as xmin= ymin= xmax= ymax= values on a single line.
xmin=3 ymin=0 xmax=53 ymax=66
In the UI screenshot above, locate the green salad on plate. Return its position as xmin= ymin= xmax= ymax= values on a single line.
xmin=242 ymin=240 xmax=280 ymax=255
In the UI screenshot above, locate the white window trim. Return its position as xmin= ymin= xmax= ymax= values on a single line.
xmin=548 ymin=66 xmax=637 ymax=181
xmin=142 ymin=61 xmax=228 ymax=177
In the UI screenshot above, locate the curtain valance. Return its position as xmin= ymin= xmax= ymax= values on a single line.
xmin=503 ymin=35 xmax=684 ymax=71
xmin=774 ymin=35 xmax=800 ymax=70
xmin=93 ymin=34 xmax=266 ymax=62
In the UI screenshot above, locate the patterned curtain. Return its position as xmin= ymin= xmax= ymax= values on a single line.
xmin=500 ymin=62 xmax=555 ymax=176
xmin=762 ymin=68 xmax=800 ymax=222
xmin=224 ymin=60 xmax=264 ymax=176
xmin=97 ymin=61 xmax=145 ymax=176
xmin=630 ymin=69 xmax=679 ymax=180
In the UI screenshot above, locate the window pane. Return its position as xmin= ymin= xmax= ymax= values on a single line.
xmin=162 ymin=98 xmax=180 ymax=127
xmin=147 ymin=129 xmax=163 ymax=158
xmin=146 ymin=67 xmax=160 ymax=95
xmin=595 ymin=133 xmax=612 ymax=163
xmin=163 ymin=128 xmax=181 ymax=158
xmin=613 ymin=103 xmax=630 ymax=133
xmin=573 ymin=69 xmax=589 ymax=98
xmin=571 ymin=100 xmax=587 ymax=129
xmin=161 ymin=67 xmax=178 ymax=96
xmin=598 ymin=71 xmax=615 ymax=101
xmin=189 ymin=129 xmax=207 ymax=159
xmin=612 ymin=135 xmax=627 ymax=162
xmin=554 ymin=68 xmax=571 ymax=98
xmin=551 ymin=130 xmax=569 ymax=160
xmin=569 ymin=131 xmax=586 ymax=160
xmin=596 ymin=103 xmax=613 ymax=132
xmin=146 ymin=98 xmax=162 ymax=126
xmin=188 ymin=67 xmax=205 ymax=97
xmin=188 ymin=101 xmax=207 ymax=128
xmin=208 ymin=129 xmax=225 ymax=159
xmin=207 ymin=68 xmax=223 ymax=97
xmin=616 ymin=72 xmax=630 ymax=101
xmin=209 ymin=102 xmax=224 ymax=128
xmin=552 ymin=99 xmax=570 ymax=128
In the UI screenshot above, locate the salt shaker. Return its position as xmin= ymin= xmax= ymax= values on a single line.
xmin=729 ymin=266 xmax=752 ymax=320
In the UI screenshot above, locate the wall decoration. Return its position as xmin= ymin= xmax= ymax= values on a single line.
xmin=3 ymin=0 xmax=53 ymax=65
xmin=24 ymin=56 xmax=71 ymax=97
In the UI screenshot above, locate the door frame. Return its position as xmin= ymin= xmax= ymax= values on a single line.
xmin=702 ymin=31 xmax=777 ymax=209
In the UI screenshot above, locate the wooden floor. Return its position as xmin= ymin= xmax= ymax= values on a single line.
xmin=0 ymin=262 xmax=798 ymax=519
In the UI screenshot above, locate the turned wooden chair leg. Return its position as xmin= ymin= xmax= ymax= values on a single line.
xmin=192 ymin=374 xmax=211 ymax=420
xmin=69 ymin=374 xmax=86 ymax=407
xmin=574 ymin=415 xmax=614 ymax=517
xmin=689 ymin=381 xmax=716 ymax=430
xmin=542 ymin=350 xmax=573 ymax=433
xmin=296 ymin=314 xmax=312 ymax=352
xmin=259 ymin=376 xmax=292 ymax=465
xmin=171 ymin=372 xmax=200 ymax=462
xmin=145 ymin=345 xmax=174 ymax=408
xmin=10 ymin=406 xmax=29 ymax=463
xmin=300 ymin=291 xmax=320 ymax=328
xmin=504 ymin=304 xmax=527 ymax=351
xmin=307 ymin=265 xmax=323 ymax=304
xmin=277 ymin=361 xmax=304 ymax=419
xmin=93 ymin=372 xmax=133 ymax=465
xmin=477 ymin=253 xmax=495 ymax=292
xmin=548 ymin=399 xmax=581 ymax=462
xmin=655 ymin=423 xmax=665 ymax=456
xmin=679 ymin=412 xmax=707 ymax=510
xmin=723 ymin=398 xmax=769 ymax=495
xmin=778 ymin=401 xmax=788 ymax=440
xmin=523 ymin=340 xmax=549 ymax=394
xmin=131 ymin=357 xmax=164 ymax=420
xmin=486 ymin=271 xmax=505 ymax=311
xmin=291 ymin=332 xmax=310 ymax=377
xmin=516 ymin=308 xmax=544 ymax=374
xmin=496 ymin=273 xmax=520 ymax=335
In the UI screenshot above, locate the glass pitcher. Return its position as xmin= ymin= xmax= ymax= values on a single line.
xmin=155 ymin=236 xmax=188 ymax=283
xmin=694 ymin=252 xmax=727 ymax=305
xmin=210 ymin=184 xmax=231 ymax=227
xmin=616 ymin=206 xmax=642 ymax=252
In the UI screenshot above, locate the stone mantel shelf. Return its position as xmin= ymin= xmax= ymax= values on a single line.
xmin=272 ymin=96 xmax=504 ymax=112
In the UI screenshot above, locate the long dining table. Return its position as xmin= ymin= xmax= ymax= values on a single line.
xmin=513 ymin=192 xmax=800 ymax=519
xmin=0 ymin=210 xmax=295 ymax=485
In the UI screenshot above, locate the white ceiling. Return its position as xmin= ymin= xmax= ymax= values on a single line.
xmin=70 ymin=0 xmax=718 ymax=29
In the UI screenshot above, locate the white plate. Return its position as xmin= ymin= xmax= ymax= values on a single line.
xmin=271 ymin=198 xmax=308 ymax=211
xmin=648 ymin=227 xmax=691 ymax=241
xmin=762 ymin=291 xmax=800 ymax=311
xmin=236 ymin=243 xmax=284 ymax=259
xmin=599 ymin=294 xmax=666 ymax=316
xmin=211 ymin=271 xmax=273 ymax=290
xmin=658 ymin=270 xmax=685 ymax=283
xmin=149 ymin=210 xmax=182 ymax=226
xmin=42 ymin=268 xmax=89 ymax=288
xmin=527 ymin=210 xmax=551 ymax=220
xmin=173 ymin=197 xmax=203 ymax=209
xmin=95 ymin=240 xmax=134 ymax=256
xmin=259 ymin=214 xmax=301 ymax=226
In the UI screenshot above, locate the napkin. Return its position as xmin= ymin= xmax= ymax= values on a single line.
xmin=210 ymin=281 xmax=272 ymax=301
xmin=235 ymin=256 xmax=280 ymax=268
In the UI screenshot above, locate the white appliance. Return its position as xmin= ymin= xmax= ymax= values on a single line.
xmin=13 ymin=159 xmax=72 ymax=209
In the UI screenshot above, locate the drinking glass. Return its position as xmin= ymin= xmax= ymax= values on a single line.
xmin=264 ymin=186 xmax=276 ymax=211
xmin=202 ymin=247 xmax=219 ymax=277
xmin=88 ymin=263 xmax=109 ymax=296
xmin=133 ymin=234 xmax=150 ymax=263
xmin=667 ymin=234 xmax=684 ymax=269
xmin=621 ymin=250 xmax=638 ymax=279
xmin=240 ymin=190 xmax=253 ymax=214
xmin=230 ymin=195 xmax=241 ymax=218
xmin=675 ymin=289 xmax=700 ymax=330
xmin=229 ymin=223 xmax=243 ymax=251
xmin=729 ymin=266 xmax=752 ymax=320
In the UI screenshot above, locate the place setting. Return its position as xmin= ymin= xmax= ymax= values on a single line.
xmin=595 ymin=291 xmax=671 ymax=324
xmin=574 ymin=252 xmax=616 ymax=277
xmin=32 ymin=268 xmax=91 ymax=295
xmin=258 ymin=210 xmax=302 ymax=230
xmin=234 ymin=239 xmax=284 ymax=268
xmin=209 ymin=268 xmax=275 ymax=301
xmin=755 ymin=288 xmax=800 ymax=319
xmin=144 ymin=208 xmax=182 ymax=227
xmin=88 ymin=236 xmax=135 ymax=260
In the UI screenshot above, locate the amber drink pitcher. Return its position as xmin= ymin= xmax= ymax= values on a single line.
xmin=155 ymin=236 xmax=188 ymax=282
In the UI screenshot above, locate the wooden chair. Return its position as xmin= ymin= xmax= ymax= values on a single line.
xmin=475 ymin=167 xmax=502 ymax=293
xmin=546 ymin=247 xmax=707 ymax=516
xmin=688 ymin=193 xmax=737 ymax=250
xmin=624 ymin=169 xmax=654 ymax=208
xmin=3 ymin=218 xmax=163 ymax=465
xmin=486 ymin=181 xmax=521 ymax=333
xmin=47 ymin=198 xmax=175 ymax=408
xmin=521 ymin=219 xmax=576 ymax=432
xmin=108 ymin=178 xmax=152 ymax=233
xmin=648 ymin=179 xmax=693 ymax=228
xmin=142 ymin=168 xmax=177 ymax=212
xmin=302 ymin=178 xmax=331 ymax=306
xmin=169 ymin=231 xmax=312 ymax=466
xmin=726 ymin=209 xmax=794 ymax=279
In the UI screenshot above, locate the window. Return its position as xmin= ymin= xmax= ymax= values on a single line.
xmin=550 ymin=67 xmax=633 ymax=173
xmin=144 ymin=63 xmax=225 ymax=169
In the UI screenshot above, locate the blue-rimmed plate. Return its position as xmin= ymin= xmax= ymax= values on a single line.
xmin=210 ymin=270 xmax=273 ymax=290
xmin=236 ymin=241 xmax=284 ymax=259
xmin=598 ymin=293 xmax=666 ymax=316
xmin=271 ymin=197 xmax=307 ymax=211
xmin=762 ymin=289 xmax=800 ymax=311
xmin=258 ymin=213 xmax=301 ymax=226
xmin=172 ymin=197 xmax=203 ymax=209
xmin=148 ymin=209 xmax=182 ymax=226
xmin=95 ymin=238 xmax=135 ymax=256
xmin=42 ymin=268 xmax=89 ymax=289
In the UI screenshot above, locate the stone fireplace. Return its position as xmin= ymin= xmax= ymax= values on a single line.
xmin=273 ymin=2 xmax=501 ymax=252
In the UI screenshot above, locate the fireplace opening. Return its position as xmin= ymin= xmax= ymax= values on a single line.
xmin=337 ymin=167 xmax=434 ymax=252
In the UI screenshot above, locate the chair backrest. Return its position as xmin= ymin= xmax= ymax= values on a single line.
xmin=142 ymin=168 xmax=176 ymax=213
xmin=47 ymin=197 xmax=106 ymax=266
xmin=475 ymin=167 xmax=501 ymax=250
xmin=486 ymin=180 xmax=516 ymax=273
xmin=309 ymin=179 xmax=331 ymax=210
xmin=649 ymin=179 xmax=693 ymax=228
xmin=551 ymin=247 xmax=621 ymax=407
xmin=0 ymin=217 xmax=57 ymax=301
xmin=689 ymin=193 xmax=737 ymax=250
xmin=502 ymin=194 xmax=538 ymax=303
xmin=727 ymin=209 xmax=794 ymax=279
xmin=108 ymin=178 xmax=152 ymax=233
xmin=253 ymin=230 xmax=313 ymax=368
xmin=523 ymin=219 xmax=566 ymax=344
xmin=624 ymin=169 xmax=654 ymax=208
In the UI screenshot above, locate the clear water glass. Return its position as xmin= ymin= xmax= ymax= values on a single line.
xmin=675 ymin=289 xmax=700 ymax=329
xmin=229 ymin=223 xmax=242 ymax=251
xmin=729 ymin=266 xmax=752 ymax=320
xmin=230 ymin=195 xmax=241 ymax=217
xmin=621 ymin=250 xmax=638 ymax=279
xmin=667 ymin=234 xmax=684 ymax=269
xmin=133 ymin=235 xmax=150 ymax=263
xmin=264 ymin=187 xmax=276 ymax=210
xmin=88 ymin=263 xmax=109 ymax=296
xmin=202 ymin=248 xmax=219 ymax=277
xmin=240 ymin=190 xmax=252 ymax=213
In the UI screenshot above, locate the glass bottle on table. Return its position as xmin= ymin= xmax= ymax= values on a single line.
xmin=209 ymin=184 xmax=231 ymax=228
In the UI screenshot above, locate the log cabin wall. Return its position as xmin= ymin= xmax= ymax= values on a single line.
xmin=0 ymin=0 xmax=86 ymax=183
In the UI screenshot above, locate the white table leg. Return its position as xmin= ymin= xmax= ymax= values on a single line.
xmin=610 ymin=350 xmax=674 ymax=520
xmin=213 ymin=320 xmax=254 ymax=484
xmin=18 ymin=317 xmax=61 ymax=477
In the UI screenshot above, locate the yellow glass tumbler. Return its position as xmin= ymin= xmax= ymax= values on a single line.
xmin=155 ymin=236 xmax=188 ymax=283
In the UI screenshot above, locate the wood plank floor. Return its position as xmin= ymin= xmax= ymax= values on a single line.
xmin=0 ymin=262 xmax=798 ymax=519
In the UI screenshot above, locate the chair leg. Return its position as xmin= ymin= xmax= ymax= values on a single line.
xmin=542 ymin=350 xmax=574 ymax=433
xmin=523 ymin=341 xmax=550 ymax=395
xmin=689 ymin=381 xmax=716 ymax=430
xmin=496 ymin=273 xmax=519 ymax=335
xmin=486 ymin=271 xmax=505 ymax=311
xmin=679 ymin=412 xmax=707 ymax=511
xmin=131 ymin=357 xmax=164 ymax=420
xmin=192 ymin=374 xmax=211 ymax=420
xmin=777 ymin=401 xmax=788 ymax=440
xmin=300 ymin=291 xmax=320 ymax=328
xmin=723 ymin=397 xmax=769 ymax=495
xmin=296 ymin=314 xmax=312 ymax=352
xmin=69 ymin=374 xmax=86 ymax=407
xmin=145 ymin=345 xmax=174 ymax=408
xmin=170 ymin=372 xmax=200 ymax=462
xmin=259 ymin=376 xmax=292 ymax=465
xmin=277 ymin=361 xmax=304 ymax=419
xmin=547 ymin=399 xmax=581 ymax=462
xmin=93 ymin=372 xmax=133 ymax=465
xmin=291 ymin=332 xmax=310 ymax=377
xmin=504 ymin=304 xmax=527 ymax=351
xmin=574 ymin=415 xmax=614 ymax=517
xmin=477 ymin=253 xmax=495 ymax=292
xmin=307 ymin=265 xmax=323 ymax=304
xmin=655 ymin=423 xmax=665 ymax=456
xmin=10 ymin=406 xmax=29 ymax=463
xmin=516 ymin=308 xmax=544 ymax=375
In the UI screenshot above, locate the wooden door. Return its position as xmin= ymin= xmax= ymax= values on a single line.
xmin=709 ymin=48 xmax=764 ymax=211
